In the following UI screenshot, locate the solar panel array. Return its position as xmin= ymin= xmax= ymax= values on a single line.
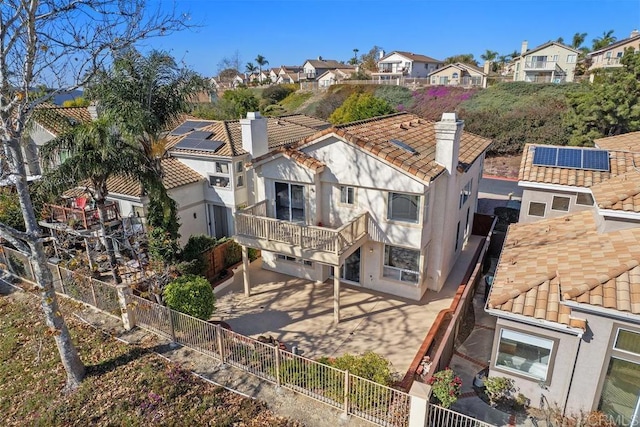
xmin=174 ymin=131 xmax=224 ymax=153
xmin=532 ymin=146 xmax=610 ymax=172
xmin=170 ymin=120 xmax=214 ymax=136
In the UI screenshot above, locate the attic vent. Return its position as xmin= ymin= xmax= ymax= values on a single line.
xmin=389 ymin=139 xmax=418 ymax=155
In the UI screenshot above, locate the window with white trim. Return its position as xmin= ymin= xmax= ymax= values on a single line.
xmin=235 ymin=161 xmax=245 ymax=188
xmin=460 ymin=179 xmax=472 ymax=209
xmin=276 ymin=254 xmax=313 ymax=267
xmin=387 ymin=192 xmax=420 ymax=223
xmin=209 ymin=161 xmax=231 ymax=188
xmin=576 ymin=192 xmax=594 ymax=206
xmin=551 ymin=196 xmax=570 ymax=211
xmin=528 ymin=202 xmax=546 ymax=217
xmin=495 ymin=329 xmax=553 ymax=381
xmin=340 ymin=186 xmax=355 ymax=205
xmin=567 ymin=54 xmax=576 ymax=63
xmin=383 ymin=245 xmax=420 ymax=284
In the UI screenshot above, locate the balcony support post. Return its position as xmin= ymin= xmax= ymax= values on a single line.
xmin=242 ymin=245 xmax=251 ymax=297
xmin=334 ymin=266 xmax=342 ymax=325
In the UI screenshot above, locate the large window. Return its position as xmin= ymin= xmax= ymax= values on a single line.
xmin=528 ymin=202 xmax=546 ymax=217
xmin=599 ymin=328 xmax=640 ymax=426
xmin=387 ymin=192 xmax=420 ymax=223
xmin=210 ymin=161 xmax=231 ymax=188
xmin=383 ymin=245 xmax=420 ymax=284
xmin=551 ymin=196 xmax=570 ymax=211
xmin=495 ymin=329 xmax=553 ymax=381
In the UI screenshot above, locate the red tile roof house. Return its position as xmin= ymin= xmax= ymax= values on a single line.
xmin=234 ymin=111 xmax=491 ymax=321
xmin=486 ymin=135 xmax=640 ymax=424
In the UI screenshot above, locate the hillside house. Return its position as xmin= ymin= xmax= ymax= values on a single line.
xmin=428 ymin=62 xmax=487 ymax=88
xmin=512 ymin=41 xmax=581 ymax=83
xmin=588 ymin=30 xmax=640 ymax=81
xmin=302 ymin=58 xmax=354 ymax=80
xmin=372 ymin=51 xmax=443 ymax=82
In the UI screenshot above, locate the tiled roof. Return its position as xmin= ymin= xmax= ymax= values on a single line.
xmin=31 ymin=105 xmax=92 ymax=135
xmin=522 ymin=41 xmax=580 ymax=56
xmin=274 ymin=112 xmax=491 ymax=183
xmin=168 ymin=115 xmax=329 ymax=158
xmin=70 ymin=158 xmax=203 ymax=198
xmin=382 ymin=51 xmax=442 ymax=63
xmin=281 ymin=148 xmax=326 ymax=171
xmin=594 ymin=131 xmax=640 ymax=152
xmin=305 ymin=59 xmax=354 ymax=69
xmin=488 ymin=210 xmax=640 ymax=325
xmin=519 ymin=144 xmax=640 ymax=187
xmin=590 ymin=171 xmax=640 ymax=212
xmin=429 ymin=62 xmax=485 ymax=76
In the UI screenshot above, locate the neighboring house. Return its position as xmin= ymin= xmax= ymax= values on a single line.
xmin=588 ymin=30 xmax=640 ymax=80
xmin=268 ymin=68 xmax=279 ymax=82
xmin=516 ymin=143 xmax=640 ymax=225
xmin=428 ymin=63 xmax=487 ymax=88
xmin=485 ymin=207 xmax=640 ymax=423
xmin=316 ymin=68 xmax=356 ymax=87
xmin=512 ymin=40 xmax=581 ymax=83
xmin=234 ymin=112 xmax=492 ymax=303
xmin=24 ymin=104 xmax=95 ymax=177
xmin=372 ymin=51 xmax=443 ymax=82
xmin=595 ymin=131 xmax=640 ymax=152
xmin=302 ymin=57 xmax=354 ymax=80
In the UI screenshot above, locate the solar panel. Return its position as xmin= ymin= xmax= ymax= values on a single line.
xmin=170 ymin=121 xmax=213 ymax=135
xmin=532 ymin=146 xmax=558 ymax=167
xmin=187 ymin=131 xmax=214 ymax=140
xmin=389 ymin=139 xmax=418 ymax=155
xmin=194 ymin=140 xmax=224 ymax=153
xmin=557 ymin=148 xmax=582 ymax=168
xmin=532 ymin=146 xmax=610 ymax=172
xmin=583 ymin=150 xmax=610 ymax=171
xmin=174 ymin=139 xmax=202 ymax=150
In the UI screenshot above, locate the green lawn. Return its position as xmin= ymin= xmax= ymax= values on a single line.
xmin=0 ymin=286 xmax=299 ymax=426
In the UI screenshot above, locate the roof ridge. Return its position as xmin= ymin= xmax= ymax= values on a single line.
xmin=562 ymin=259 xmax=640 ymax=299
xmin=334 ymin=112 xmax=410 ymax=129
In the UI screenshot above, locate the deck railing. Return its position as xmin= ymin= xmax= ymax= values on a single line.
xmin=44 ymin=202 xmax=120 ymax=229
xmin=236 ymin=203 xmax=368 ymax=256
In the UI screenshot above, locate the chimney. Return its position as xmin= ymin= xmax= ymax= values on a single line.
xmin=435 ymin=112 xmax=464 ymax=174
xmin=483 ymin=61 xmax=491 ymax=74
xmin=521 ymin=40 xmax=528 ymax=56
xmin=379 ymin=49 xmax=385 ymax=59
xmin=240 ymin=112 xmax=268 ymax=158
xmin=88 ymin=103 xmax=99 ymax=120
xmin=317 ymin=55 xmax=323 ymax=61
xmin=631 ymin=29 xmax=640 ymax=38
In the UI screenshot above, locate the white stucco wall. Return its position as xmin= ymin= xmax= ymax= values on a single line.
xmin=168 ymin=181 xmax=208 ymax=245
xmin=519 ymin=186 xmax=595 ymax=223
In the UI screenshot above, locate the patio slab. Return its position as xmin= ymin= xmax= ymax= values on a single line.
xmin=214 ymin=235 xmax=484 ymax=375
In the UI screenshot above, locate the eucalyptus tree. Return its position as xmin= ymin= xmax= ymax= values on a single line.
xmin=89 ymin=50 xmax=206 ymax=239
xmin=0 ymin=0 xmax=193 ymax=391
xmin=39 ymin=119 xmax=142 ymax=284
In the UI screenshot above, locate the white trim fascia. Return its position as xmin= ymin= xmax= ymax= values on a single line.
xmin=169 ymin=151 xmax=232 ymax=162
xmin=106 ymin=193 xmax=144 ymax=203
xmin=518 ymin=181 xmax=587 ymax=192
xmin=598 ymin=208 xmax=640 ymax=221
xmin=485 ymin=307 xmax=584 ymax=337
xmin=562 ymin=300 xmax=640 ymax=325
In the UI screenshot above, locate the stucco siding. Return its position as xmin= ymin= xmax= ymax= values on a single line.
xmin=519 ymin=187 xmax=594 ymax=223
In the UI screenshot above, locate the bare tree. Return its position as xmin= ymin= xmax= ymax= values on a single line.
xmin=0 ymin=0 xmax=193 ymax=392
xmin=217 ymin=50 xmax=242 ymax=74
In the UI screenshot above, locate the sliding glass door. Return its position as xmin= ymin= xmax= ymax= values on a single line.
xmin=275 ymin=182 xmax=305 ymax=223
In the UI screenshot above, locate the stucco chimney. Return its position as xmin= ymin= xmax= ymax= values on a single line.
xmin=379 ymin=50 xmax=385 ymax=59
xmin=631 ymin=29 xmax=640 ymax=38
xmin=483 ymin=61 xmax=491 ymax=74
xmin=521 ymin=40 xmax=528 ymax=56
xmin=435 ymin=112 xmax=463 ymax=174
xmin=240 ymin=112 xmax=268 ymax=158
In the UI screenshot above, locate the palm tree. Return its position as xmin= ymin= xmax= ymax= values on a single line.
xmin=39 ymin=119 xmax=142 ymax=283
xmin=255 ymin=54 xmax=269 ymax=83
xmin=509 ymin=49 xmax=520 ymax=59
xmin=592 ymin=30 xmax=617 ymax=51
xmin=245 ymin=62 xmax=258 ymax=75
xmin=350 ymin=48 xmax=359 ymax=65
xmin=571 ymin=32 xmax=587 ymax=49
xmin=480 ymin=50 xmax=499 ymax=72
xmin=89 ymin=50 xmax=205 ymax=238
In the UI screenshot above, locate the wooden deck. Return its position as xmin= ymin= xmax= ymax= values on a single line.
xmin=43 ymin=202 xmax=120 ymax=230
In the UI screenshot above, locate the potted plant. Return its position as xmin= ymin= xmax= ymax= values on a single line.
xmin=428 ymin=367 xmax=462 ymax=408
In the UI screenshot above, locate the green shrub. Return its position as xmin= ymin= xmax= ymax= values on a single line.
xmin=222 ymin=240 xmax=242 ymax=267
xmin=0 ymin=189 xmax=25 ymax=231
xmin=262 ymin=85 xmax=296 ymax=104
xmin=147 ymin=227 xmax=180 ymax=264
xmin=279 ymin=91 xmax=313 ymax=112
xmin=163 ymin=275 xmax=215 ymax=320
xmin=483 ymin=376 xmax=516 ymax=406
xmin=248 ymin=248 xmax=259 ymax=262
xmin=428 ymin=368 xmax=462 ymax=408
xmin=7 ymin=254 xmax=26 ymax=277
xmin=179 ymin=235 xmax=217 ymax=276
xmin=374 ymin=86 xmax=414 ymax=110
xmin=329 ymin=93 xmax=395 ymax=125
xmin=323 ymin=351 xmax=394 ymax=385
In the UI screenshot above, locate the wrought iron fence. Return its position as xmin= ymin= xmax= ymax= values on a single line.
xmin=428 ymin=404 xmax=495 ymax=427
xmin=130 ymin=294 xmax=411 ymax=426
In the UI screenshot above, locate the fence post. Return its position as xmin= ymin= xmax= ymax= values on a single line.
xmin=167 ymin=307 xmax=177 ymax=344
xmin=216 ymin=324 xmax=226 ymax=363
xmin=116 ymin=284 xmax=136 ymax=330
xmin=408 ymin=382 xmax=431 ymax=427
xmin=57 ymin=265 xmax=66 ymax=294
xmin=89 ymin=277 xmax=98 ymax=307
xmin=275 ymin=347 xmax=281 ymax=387
xmin=343 ymin=370 xmax=350 ymax=417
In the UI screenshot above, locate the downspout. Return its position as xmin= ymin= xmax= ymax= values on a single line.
xmin=562 ymin=335 xmax=582 ymax=417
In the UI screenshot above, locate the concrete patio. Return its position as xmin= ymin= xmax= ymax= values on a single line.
xmin=213 ymin=235 xmax=485 ymax=375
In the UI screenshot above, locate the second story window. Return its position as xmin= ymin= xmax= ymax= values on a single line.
xmin=236 ymin=161 xmax=245 ymax=189
xmin=210 ymin=161 xmax=231 ymax=188
xmin=387 ymin=192 xmax=419 ymax=223
xmin=460 ymin=179 xmax=472 ymax=209
xmin=340 ymin=186 xmax=355 ymax=205
xmin=567 ymin=54 xmax=576 ymax=63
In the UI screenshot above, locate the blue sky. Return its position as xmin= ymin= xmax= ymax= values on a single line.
xmin=147 ymin=0 xmax=640 ymax=76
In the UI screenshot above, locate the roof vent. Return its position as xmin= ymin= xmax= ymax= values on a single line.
xmin=389 ymin=139 xmax=418 ymax=155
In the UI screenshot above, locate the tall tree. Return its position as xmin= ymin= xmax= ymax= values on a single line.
xmin=0 ymin=0 xmax=190 ymax=392
xmin=89 ymin=50 xmax=205 ymax=239
xmin=350 ymin=48 xmax=359 ymax=65
xmin=565 ymin=51 xmax=640 ymax=146
xmin=571 ymin=32 xmax=588 ymax=49
xmin=245 ymin=62 xmax=258 ymax=75
xmin=217 ymin=50 xmax=242 ymax=73
xmin=255 ymin=54 xmax=269 ymax=83
xmin=359 ymin=45 xmax=384 ymax=72
xmin=592 ymin=30 xmax=617 ymax=51
xmin=444 ymin=53 xmax=478 ymax=66
xmin=39 ymin=119 xmax=142 ymax=283
xmin=480 ymin=50 xmax=499 ymax=72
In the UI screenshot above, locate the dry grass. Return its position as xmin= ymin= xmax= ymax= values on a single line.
xmin=0 ymin=285 xmax=301 ymax=426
